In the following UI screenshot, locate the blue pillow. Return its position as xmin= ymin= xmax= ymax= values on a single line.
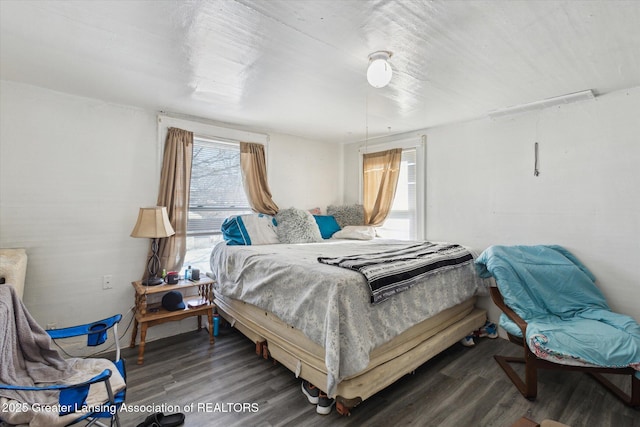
xmin=221 ymin=214 xmax=279 ymax=245
xmin=313 ymin=215 xmax=341 ymax=239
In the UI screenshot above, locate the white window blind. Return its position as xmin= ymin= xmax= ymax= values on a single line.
xmin=184 ymin=137 xmax=251 ymax=271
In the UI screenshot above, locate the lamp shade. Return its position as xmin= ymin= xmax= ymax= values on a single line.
xmin=130 ymin=207 xmax=175 ymax=238
xmin=367 ymin=51 xmax=393 ymax=88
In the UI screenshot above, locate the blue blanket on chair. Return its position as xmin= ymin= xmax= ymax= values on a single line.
xmin=475 ymin=245 xmax=640 ymax=373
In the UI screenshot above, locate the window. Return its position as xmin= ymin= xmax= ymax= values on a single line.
xmin=183 ymin=137 xmax=251 ymax=272
xmin=376 ymin=148 xmax=418 ymax=240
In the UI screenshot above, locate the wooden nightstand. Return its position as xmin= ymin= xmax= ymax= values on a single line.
xmin=130 ymin=277 xmax=215 ymax=364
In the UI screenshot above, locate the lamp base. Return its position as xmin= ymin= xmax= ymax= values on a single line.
xmin=142 ymin=276 xmax=164 ymax=286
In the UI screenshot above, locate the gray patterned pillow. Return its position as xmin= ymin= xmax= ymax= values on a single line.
xmin=275 ymin=208 xmax=323 ymax=243
xmin=326 ymin=204 xmax=365 ymax=228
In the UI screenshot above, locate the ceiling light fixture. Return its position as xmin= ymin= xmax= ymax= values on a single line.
xmin=367 ymin=51 xmax=393 ymax=88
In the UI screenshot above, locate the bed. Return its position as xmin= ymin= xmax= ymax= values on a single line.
xmin=210 ymin=238 xmax=487 ymax=414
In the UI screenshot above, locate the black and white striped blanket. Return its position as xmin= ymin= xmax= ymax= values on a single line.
xmin=318 ymin=242 xmax=474 ymax=304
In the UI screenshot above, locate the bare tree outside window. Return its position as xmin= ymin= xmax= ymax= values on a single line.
xmin=184 ymin=138 xmax=251 ymax=272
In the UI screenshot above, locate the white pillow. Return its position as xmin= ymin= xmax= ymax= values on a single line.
xmin=332 ymin=225 xmax=376 ymax=240
xmin=221 ymin=214 xmax=279 ymax=245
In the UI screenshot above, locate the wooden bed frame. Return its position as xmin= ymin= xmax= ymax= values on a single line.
xmin=214 ymin=291 xmax=486 ymax=415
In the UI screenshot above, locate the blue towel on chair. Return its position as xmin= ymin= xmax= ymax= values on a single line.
xmin=475 ymin=245 xmax=640 ymax=372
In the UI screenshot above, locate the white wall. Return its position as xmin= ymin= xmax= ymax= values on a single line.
xmin=0 ymin=81 xmax=341 ymax=343
xmin=268 ymin=132 xmax=342 ymax=212
xmin=0 ymin=81 xmax=157 ymax=336
xmin=343 ymin=87 xmax=640 ymax=324
xmin=342 ymin=138 xmax=366 ymax=205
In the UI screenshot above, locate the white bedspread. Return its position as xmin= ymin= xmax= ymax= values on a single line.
xmin=210 ymin=239 xmax=486 ymax=397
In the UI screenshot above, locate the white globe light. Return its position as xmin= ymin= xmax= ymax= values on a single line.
xmin=367 ymin=52 xmax=393 ymax=88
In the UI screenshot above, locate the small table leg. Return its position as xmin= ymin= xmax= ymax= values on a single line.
xmin=130 ymin=318 xmax=138 ymax=348
xmin=137 ymin=323 xmax=148 ymax=365
xmin=207 ymin=309 xmax=214 ymax=345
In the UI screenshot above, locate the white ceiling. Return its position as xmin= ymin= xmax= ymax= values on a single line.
xmin=1 ymin=1 xmax=639 ymax=144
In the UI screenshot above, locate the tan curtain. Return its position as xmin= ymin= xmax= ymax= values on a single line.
xmin=240 ymin=142 xmax=279 ymax=215
xmin=363 ymin=148 xmax=402 ymax=226
xmin=155 ymin=127 xmax=193 ymax=273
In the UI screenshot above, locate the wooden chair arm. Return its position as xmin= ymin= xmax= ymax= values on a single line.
xmin=489 ymin=286 xmax=528 ymax=337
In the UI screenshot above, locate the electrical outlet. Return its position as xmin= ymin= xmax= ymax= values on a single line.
xmin=103 ymin=274 xmax=113 ymax=290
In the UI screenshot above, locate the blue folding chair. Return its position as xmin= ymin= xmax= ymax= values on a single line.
xmin=0 ymin=314 xmax=126 ymax=427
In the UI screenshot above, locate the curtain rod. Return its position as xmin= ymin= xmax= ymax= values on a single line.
xmin=194 ymin=134 xmax=240 ymax=146
xmin=157 ymin=112 xmax=269 ymax=141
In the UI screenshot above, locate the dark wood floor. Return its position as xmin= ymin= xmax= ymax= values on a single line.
xmin=119 ymin=324 xmax=639 ymax=427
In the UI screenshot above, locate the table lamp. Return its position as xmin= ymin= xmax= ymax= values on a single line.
xmin=131 ymin=206 xmax=175 ymax=286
